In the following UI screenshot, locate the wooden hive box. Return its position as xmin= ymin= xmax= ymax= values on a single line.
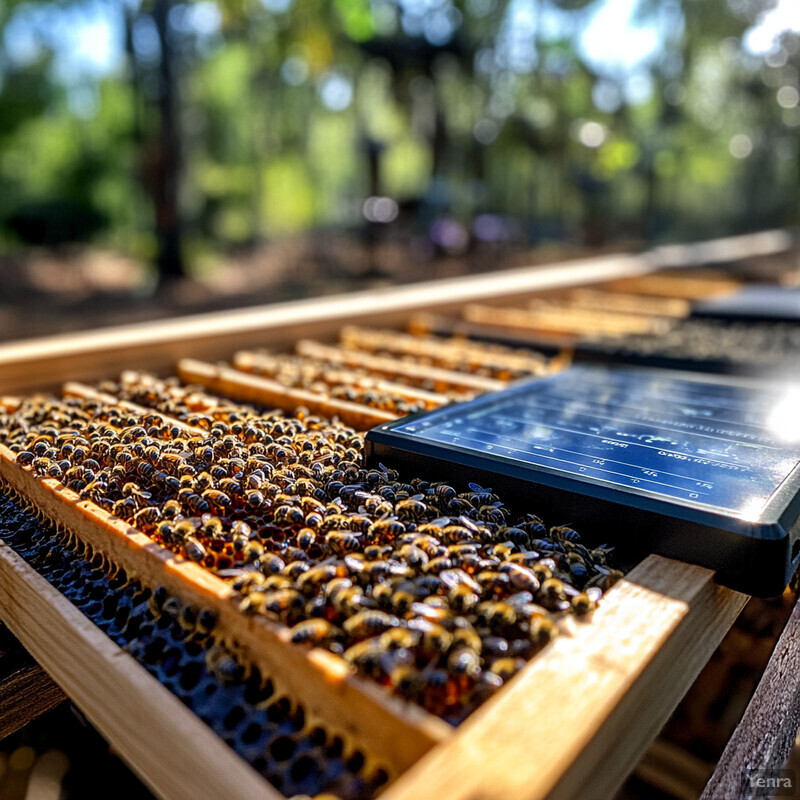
xmin=0 ymin=230 xmax=789 ymax=800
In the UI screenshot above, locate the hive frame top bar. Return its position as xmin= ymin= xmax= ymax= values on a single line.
xmin=0 ymin=230 xmax=791 ymax=394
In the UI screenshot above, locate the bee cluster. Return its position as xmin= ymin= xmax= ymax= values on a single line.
xmin=583 ymin=318 xmax=800 ymax=370
xmin=463 ymin=301 xmax=669 ymax=340
xmin=433 ymin=271 xmax=800 ymax=374
xmin=0 ymin=370 xmax=618 ymax=725
xmin=0 ymin=490 xmax=385 ymax=800
xmin=232 ymin=351 xmax=436 ymax=414
xmin=337 ymin=326 xmax=549 ymax=381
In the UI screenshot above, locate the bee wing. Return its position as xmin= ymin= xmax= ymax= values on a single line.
xmin=586 ymin=587 xmax=603 ymax=602
xmin=458 ymin=514 xmax=480 ymax=532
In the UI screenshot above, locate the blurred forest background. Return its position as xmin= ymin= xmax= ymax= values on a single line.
xmin=1 ymin=0 xmax=799 ymax=338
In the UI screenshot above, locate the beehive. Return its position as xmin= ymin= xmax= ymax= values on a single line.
xmin=0 ymin=231 xmax=788 ymax=800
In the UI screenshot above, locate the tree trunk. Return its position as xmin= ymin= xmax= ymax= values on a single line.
xmin=152 ymin=0 xmax=185 ymax=280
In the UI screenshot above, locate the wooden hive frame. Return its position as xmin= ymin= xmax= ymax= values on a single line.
xmin=0 ymin=230 xmax=790 ymax=800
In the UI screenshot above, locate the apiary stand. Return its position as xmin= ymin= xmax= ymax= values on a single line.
xmin=0 ymin=624 xmax=63 ymax=741
xmin=0 ymin=229 xmax=791 ymax=800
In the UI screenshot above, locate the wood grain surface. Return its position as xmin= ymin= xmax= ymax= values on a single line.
xmin=232 ymin=350 xmax=449 ymax=407
xmin=383 ymin=557 xmax=747 ymax=800
xmin=0 ymin=540 xmax=281 ymax=800
xmin=2 ymin=231 xmax=785 ymax=395
xmin=700 ymin=592 xmax=800 ymax=800
xmin=177 ymin=358 xmax=399 ymax=429
xmin=0 ymin=627 xmax=65 ymax=740
xmin=295 ymin=341 xmax=504 ymax=392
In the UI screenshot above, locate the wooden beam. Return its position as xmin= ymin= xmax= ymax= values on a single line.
xmin=700 ymin=592 xmax=800 ymax=800
xmin=603 ymin=274 xmax=742 ymax=300
xmin=566 ymin=289 xmax=690 ymax=318
xmin=0 ymin=231 xmax=787 ymax=394
xmin=337 ymin=326 xmax=550 ymax=376
xmin=0 ymin=446 xmax=450 ymax=778
xmin=232 ymin=351 xmax=449 ymax=407
xmin=463 ymin=303 xmax=669 ymax=339
xmin=295 ymin=341 xmax=502 ymax=393
xmin=0 ymin=649 xmax=64 ymax=741
xmin=61 ymin=382 xmax=206 ymax=437
xmin=381 ymin=556 xmax=747 ymax=800
xmin=177 ymin=359 xmax=399 ymax=430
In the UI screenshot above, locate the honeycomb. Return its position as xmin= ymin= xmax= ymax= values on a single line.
xmin=0 ymin=489 xmax=387 ymax=800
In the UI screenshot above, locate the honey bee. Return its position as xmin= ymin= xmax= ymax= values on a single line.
xmin=528 ymin=614 xmax=558 ymax=647
xmin=343 ymin=639 xmax=386 ymax=678
xmin=202 ymin=489 xmax=231 ymax=511
xmin=503 ymin=563 xmax=541 ymax=594
xmin=425 ymin=556 xmax=455 ymax=574
xmin=466 ymin=482 xmax=498 ymax=505
xmin=112 ymin=497 xmax=138 ymax=517
xmin=273 ymin=504 xmax=304 ymax=525
xmin=231 ymin=572 xmax=267 ymax=593
xmin=572 ymin=588 xmax=601 ymax=616
xmin=447 ymin=647 xmax=481 ymax=679
xmin=218 ymin=477 xmax=242 ymax=496
xmin=477 ymin=503 xmax=508 ymax=524
xmin=256 ymin=574 xmax=289 ymax=593
xmin=194 ymin=471 xmax=214 ymax=491
xmin=200 ymin=516 xmax=225 ymax=540
xmin=179 ymin=491 xmax=209 ymax=515
xmin=209 ymin=464 xmax=228 ymax=482
xmin=390 ymin=665 xmax=424 ymax=699
xmin=439 ymin=525 xmax=474 ymax=545
xmin=448 ymin=584 xmax=479 ymax=613
xmin=296 ymin=528 xmax=316 ymax=550
xmin=284 ymin=560 xmax=310 ymax=580
xmin=297 ymin=564 xmax=343 ymax=595
xmin=242 ymin=540 xmax=265 ymax=564
xmin=261 ymin=589 xmax=304 ymax=617
xmin=184 ymin=537 xmax=207 ymax=563
xmin=325 ymin=530 xmax=363 ymax=555
xmin=343 ymin=610 xmax=401 ymax=639
xmin=531 ymin=562 xmax=553 ymax=583
xmin=477 ymin=601 xmax=517 ymax=633
xmin=298 ymin=495 xmax=326 ymax=516
xmin=379 ymin=627 xmax=421 ymax=651
xmin=133 ymin=506 xmax=161 ymax=528
xmin=430 ymin=483 xmax=457 ymax=502
xmin=540 ymin=577 xmax=566 ymax=600
xmin=289 ymin=618 xmax=341 ymax=645
xmin=197 ymin=608 xmax=217 ymax=634
xmin=161 ymin=499 xmax=183 ymax=520
xmin=549 ymin=524 xmax=580 ymax=543
xmin=489 ymin=657 xmax=525 ymax=681
xmin=395 ymin=496 xmax=427 ymax=521
xmin=204 ymin=647 xmax=241 ymax=686
xmin=368 ymin=516 xmax=405 ymax=542
xmin=15 ymin=451 xmax=35 ymax=466
xmin=370 ymin=582 xmax=393 ymax=610
xmin=419 ymin=624 xmax=453 ymax=656
xmin=256 ymin=553 xmax=285 ymax=575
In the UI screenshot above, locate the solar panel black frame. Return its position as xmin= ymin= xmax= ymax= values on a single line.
xmin=365 ymin=366 xmax=800 ymax=596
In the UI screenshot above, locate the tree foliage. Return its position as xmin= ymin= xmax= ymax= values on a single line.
xmin=0 ymin=0 xmax=794 ymax=273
